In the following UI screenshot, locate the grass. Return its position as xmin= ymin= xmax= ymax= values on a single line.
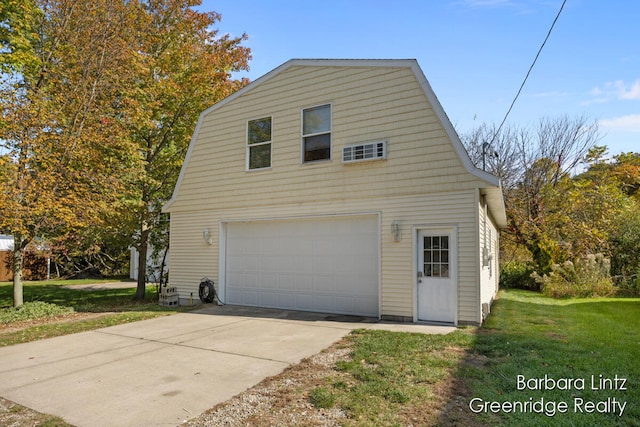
xmin=0 ymin=278 xmax=190 ymax=346
xmin=307 ymin=329 xmax=475 ymax=426
xmin=463 ymin=289 xmax=640 ymax=426
xmin=309 ymin=289 xmax=639 ymax=426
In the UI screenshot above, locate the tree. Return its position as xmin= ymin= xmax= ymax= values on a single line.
xmin=1 ymin=0 xmax=250 ymax=305
xmin=0 ymin=0 xmax=140 ymax=306
xmin=462 ymin=122 xmax=522 ymax=190
xmin=462 ymin=116 xmax=601 ymax=274
xmin=464 ymin=116 xmax=640 ymax=293
xmin=122 ymin=0 xmax=250 ymax=300
xmin=579 ymin=150 xmax=640 ymax=284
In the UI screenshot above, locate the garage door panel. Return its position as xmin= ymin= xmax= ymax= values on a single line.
xmin=355 ymin=297 xmax=377 ymax=314
xmin=277 ymin=274 xmax=294 ymax=290
xmin=296 ymin=256 xmax=313 ymax=272
xmin=314 ymin=275 xmax=334 ymax=292
xmin=225 ymin=215 xmax=379 ymax=316
xmin=227 ymin=256 xmax=244 ymax=271
xmin=260 ymin=256 xmax=277 ymax=273
xmin=297 ymin=276 xmax=313 ymax=290
xmin=242 ymin=290 xmax=258 ymax=305
xmin=335 ymin=298 xmax=354 ymax=313
xmin=259 ymin=291 xmax=277 ymax=307
xmin=313 ymin=257 xmax=333 ymax=274
xmin=276 ymin=292 xmax=293 ymax=307
xmin=245 ymin=256 xmax=259 ymax=272
xmin=261 ymin=273 xmax=277 ymax=288
xmin=295 ymin=294 xmax=314 ymax=311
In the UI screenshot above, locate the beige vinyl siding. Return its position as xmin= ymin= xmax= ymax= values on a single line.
xmin=479 ymin=199 xmax=500 ymax=320
xmin=166 ymin=62 xmax=502 ymax=324
xmin=167 ymin=211 xmax=218 ymax=299
xmin=169 ymin=66 xmax=488 ymax=214
xmin=169 ymin=189 xmax=481 ymax=323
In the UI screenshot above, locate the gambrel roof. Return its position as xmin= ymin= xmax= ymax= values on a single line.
xmin=164 ymin=59 xmax=506 ymax=227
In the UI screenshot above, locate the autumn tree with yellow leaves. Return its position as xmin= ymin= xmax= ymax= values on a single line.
xmin=123 ymin=0 xmax=250 ymax=300
xmin=0 ymin=0 xmax=250 ymax=306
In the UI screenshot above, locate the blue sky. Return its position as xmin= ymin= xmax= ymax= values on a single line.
xmin=200 ymin=0 xmax=639 ymax=156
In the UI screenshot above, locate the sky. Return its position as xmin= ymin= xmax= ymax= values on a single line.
xmin=199 ymin=0 xmax=639 ymax=157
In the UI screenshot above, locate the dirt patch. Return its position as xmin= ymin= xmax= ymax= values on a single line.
xmin=183 ymin=341 xmax=353 ymax=427
xmin=61 ymin=281 xmax=137 ymax=291
xmin=0 ymin=312 xmax=115 ymax=334
xmin=183 ymin=341 xmax=485 ymax=427
xmin=0 ymin=396 xmax=71 ymax=427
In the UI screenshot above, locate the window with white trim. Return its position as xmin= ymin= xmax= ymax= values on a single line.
xmin=247 ymin=116 xmax=272 ymax=170
xmin=302 ymin=104 xmax=331 ymax=162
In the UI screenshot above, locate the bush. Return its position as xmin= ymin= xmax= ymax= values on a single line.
xmin=616 ymin=267 xmax=640 ymax=295
xmin=532 ymin=253 xmax=615 ymax=298
xmin=610 ymin=209 xmax=640 ymax=285
xmin=499 ymin=262 xmax=538 ymax=290
xmin=0 ymin=301 xmax=75 ymax=324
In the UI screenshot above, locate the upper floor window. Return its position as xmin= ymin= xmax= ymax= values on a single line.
xmin=302 ymin=104 xmax=331 ymax=162
xmin=247 ymin=116 xmax=272 ymax=170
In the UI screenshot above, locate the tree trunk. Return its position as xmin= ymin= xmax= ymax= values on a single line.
xmin=12 ymin=233 xmax=25 ymax=307
xmin=159 ymin=243 xmax=169 ymax=287
xmin=135 ymin=227 xmax=150 ymax=300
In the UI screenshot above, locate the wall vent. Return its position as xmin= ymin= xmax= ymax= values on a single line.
xmin=342 ymin=141 xmax=386 ymax=163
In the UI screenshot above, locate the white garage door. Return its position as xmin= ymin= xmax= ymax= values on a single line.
xmin=224 ymin=215 xmax=379 ymax=316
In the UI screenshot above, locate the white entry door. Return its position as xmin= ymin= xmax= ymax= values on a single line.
xmin=417 ymin=229 xmax=457 ymax=323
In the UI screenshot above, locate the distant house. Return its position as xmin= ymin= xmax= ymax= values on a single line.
xmin=0 ymin=235 xmax=50 ymax=281
xmin=163 ymin=59 xmax=506 ymax=325
xmin=129 ymin=245 xmax=170 ymax=284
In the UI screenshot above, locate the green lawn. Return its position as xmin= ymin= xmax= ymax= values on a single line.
xmin=0 ymin=279 xmax=188 ymax=346
xmin=463 ymin=289 xmax=640 ymax=426
xmin=312 ymin=290 xmax=639 ymax=426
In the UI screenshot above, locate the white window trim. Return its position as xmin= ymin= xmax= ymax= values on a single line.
xmin=246 ymin=115 xmax=273 ymax=171
xmin=301 ymin=103 xmax=332 ymax=164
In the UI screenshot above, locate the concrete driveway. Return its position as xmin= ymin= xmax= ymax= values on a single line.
xmin=0 ymin=305 xmax=455 ymax=427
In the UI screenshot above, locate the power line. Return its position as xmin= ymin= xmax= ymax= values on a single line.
xmin=488 ymin=0 xmax=567 ymax=146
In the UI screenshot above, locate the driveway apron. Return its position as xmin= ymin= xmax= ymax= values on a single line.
xmin=0 ymin=305 xmax=455 ymax=426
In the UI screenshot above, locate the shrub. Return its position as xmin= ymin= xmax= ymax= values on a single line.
xmin=532 ymin=253 xmax=615 ymax=298
xmin=0 ymin=301 xmax=75 ymax=324
xmin=610 ymin=209 xmax=640 ymax=285
xmin=616 ymin=268 xmax=640 ymax=296
xmin=499 ymin=262 xmax=538 ymax=290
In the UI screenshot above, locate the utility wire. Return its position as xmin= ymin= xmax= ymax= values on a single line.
xmin=488 ymin=0 xmax=567 ymax=146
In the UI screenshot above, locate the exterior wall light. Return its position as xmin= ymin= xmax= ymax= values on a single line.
xmin=391 ymin=221 xmax=401 ymax=242
xmin=203 ymin=229 xmax=213 ymax=245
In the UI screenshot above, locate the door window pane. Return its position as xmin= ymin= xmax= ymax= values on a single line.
xmin=423 ymin=235 xmax=450 ymax=278
xmin=441 ymin=264 xmax=449 ymax=277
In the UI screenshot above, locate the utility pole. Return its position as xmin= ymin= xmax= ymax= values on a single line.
xmin=482 ymin=142 xmax=498 ymax=172
xmin=482 ymin=142 xmax=489 ymax=171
